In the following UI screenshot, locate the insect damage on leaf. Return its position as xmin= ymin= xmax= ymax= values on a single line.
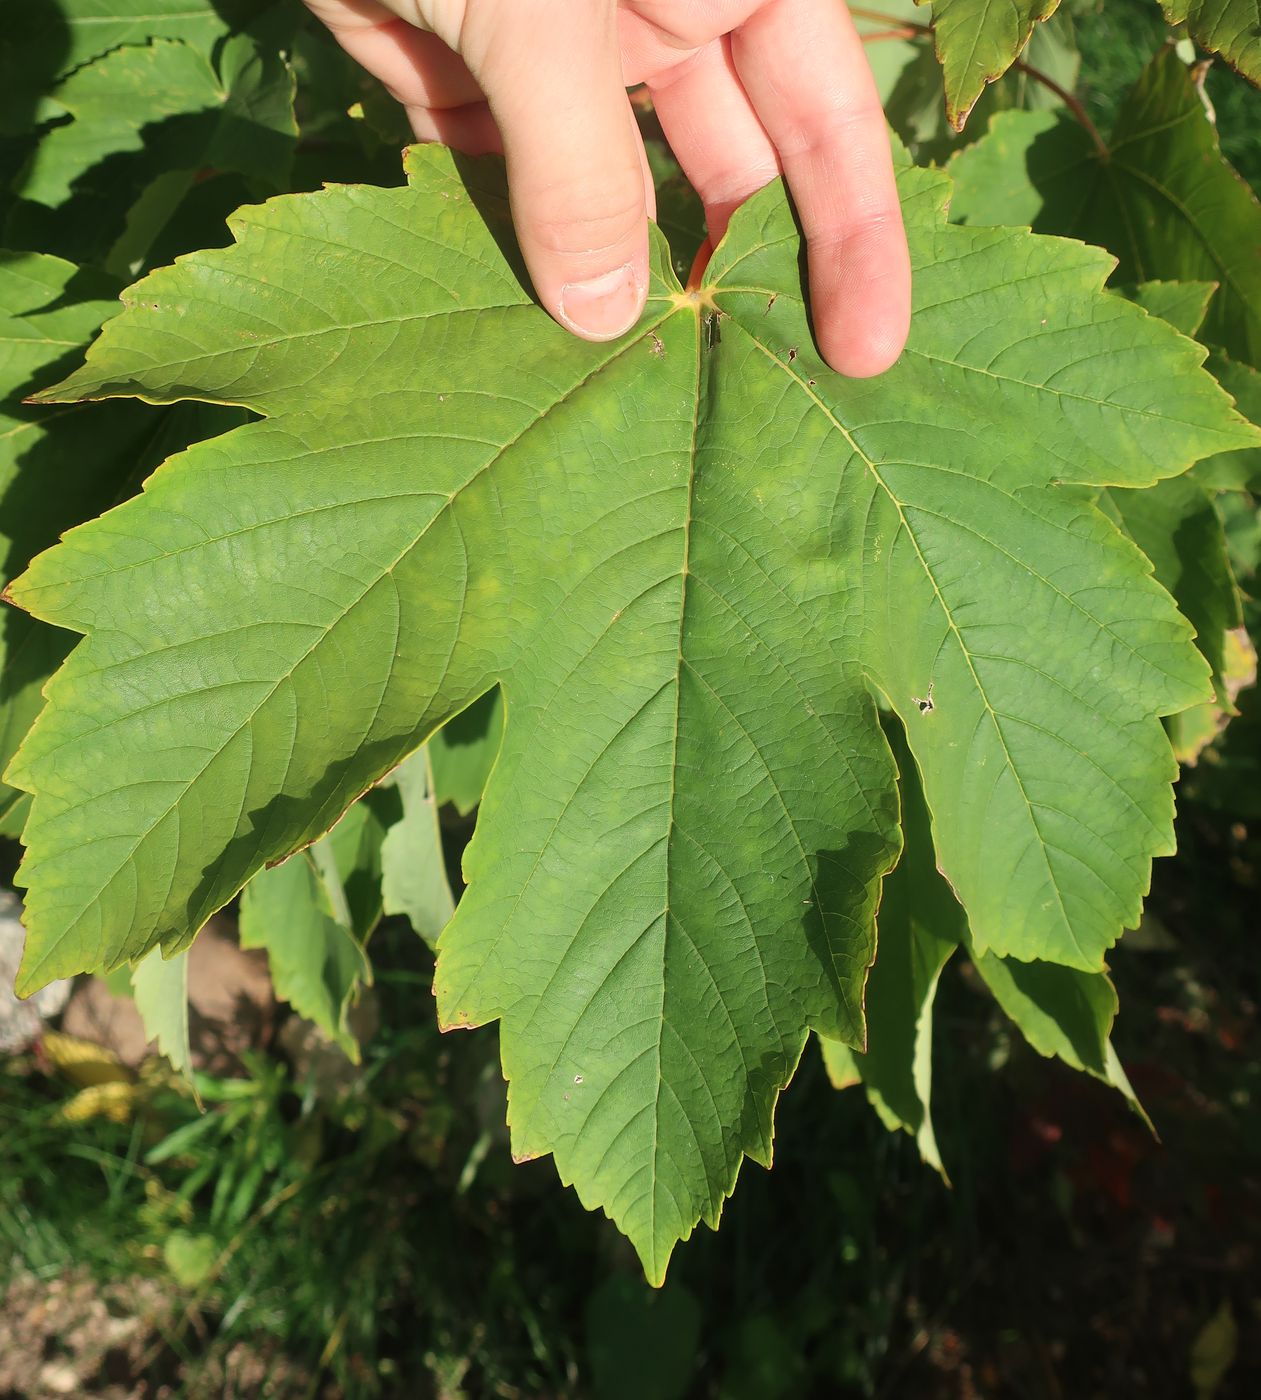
xmin=5 ymin=144 xmax=1257 ymax=1281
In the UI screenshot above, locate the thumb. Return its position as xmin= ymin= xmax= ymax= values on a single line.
xmin=475 ymin=1 xmax=649 ymax=341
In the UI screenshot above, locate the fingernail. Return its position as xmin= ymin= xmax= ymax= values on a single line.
xmin=559 ymin=262 xmax=644 ymax=340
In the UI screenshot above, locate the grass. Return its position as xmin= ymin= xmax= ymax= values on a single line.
xmin=5 ymin=852 xmax=1260 ymax=1400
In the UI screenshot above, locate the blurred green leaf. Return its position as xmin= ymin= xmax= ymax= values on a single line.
xmin=130 ymin=946 xmax=192 ymax=1079
xmin=1157 ymin=1 xmax=1261 ymax=87
xmin=239 ymin=843 xmax=371 ymax=1061
xmin=585 ymin=1275 xmax=699 ymax=1400
xmin=381 ymin=749 xmax=455 ymax=947
xmin=429 ymin=688 xmax=503 ymax=817
xmin=1189 ymin=1298 xmax=1238 ymax=1400
xmin=163 ymin=1228 xmax=218 ymax=1287
xmin=924 ymin=0 xmax=1060 ymax=128
xmin=947 ymin=49 xmax=1261 ymax=365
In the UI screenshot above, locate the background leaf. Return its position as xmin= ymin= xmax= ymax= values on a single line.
xmin=1099 ymin=477 xmax=1241 ymax=698
xmin=922 ymin=0 xmax=1061 ymax=128
xmin=947 ymin=49 xmax=1261 ymax=366
xmin=1123 ymin=279 xmax=1218 ymax=337
xmin=1157 ymin=1 xmax=1261 ymax=88
xmin=0 ymin=0 xmax=271 ymax=137
xmin=380 ymin=748 xmax=455 ymax=947
xmin=428 ymin=689 xmax=503 ymax=817
xmin=239 ymin=840 xmax=371 ymax=1061
xmin=820 ymin=725 xmax=962 ymax=1174
xmin=130 ymin=945 xmax=191 ymax=1079
xmin=8 ymin=32 xmax=297 ymax=272
xmin=966 ymin=936 xmax=1144 ymax=1115
xmin=1195 ymin=352 xmax=1261 ymax=489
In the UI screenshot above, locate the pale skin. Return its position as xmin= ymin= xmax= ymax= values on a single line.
xmin=304 ymin=0 xmax=911 ymax=377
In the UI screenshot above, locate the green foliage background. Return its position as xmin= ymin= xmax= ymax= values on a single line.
xmin=1 ymin=0 xmax=1260 ymax=1395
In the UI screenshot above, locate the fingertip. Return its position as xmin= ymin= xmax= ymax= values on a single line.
xmin=478 ymin=8 xmax=649 ymax=346
xmin=817 ymin=303 xmax=909 ymax=378
xmin=812 ymin=222 xmax=911 ymax=379
xmin=556 ymin=256 xmax=649 ymax=342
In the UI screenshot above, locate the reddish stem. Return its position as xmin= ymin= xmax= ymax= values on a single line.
xmin=687 ymin=238 xmax=714 ymax=291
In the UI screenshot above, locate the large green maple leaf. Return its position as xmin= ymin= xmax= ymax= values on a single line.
xmin=8 ymin=146 xmax=1256 ymax=1277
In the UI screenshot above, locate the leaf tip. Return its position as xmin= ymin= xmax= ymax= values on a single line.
xmin=635 ymin=1234 xmax=676 ymax=1290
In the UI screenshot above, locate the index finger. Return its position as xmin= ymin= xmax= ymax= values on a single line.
xmin=732 ymin=0 xmax=909 ymax=378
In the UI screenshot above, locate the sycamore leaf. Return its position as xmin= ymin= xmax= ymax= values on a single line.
xmin=819 ymin=725 xmax=961 ymax=1175
xmin=1196 ymin=352 xmax=1261 ymax=489
xmin=239 ymin=840 xmax=371 ymax=1061
xmin=1167 ymin=624 xmax=1257 ymax=764
xmin=866 ymin=4 xmax=1079 ymax=157
xmin=14 ymin=37 xmax=295 ymax=209
xmin=0 ymin=250 xmax=241 ymax=833
xmin=920 ymin=0 xmax=1061 ymax=129
xmin=967 ymin=934 xmax=1145 ymax=1117
xmin=130 ymin=945 xmax=191 ymax=1079
xmin=0 ymin=0 xmax=275 ymax=136
xmin=1156 ymin=1 xmax=1261 ymax=87
xmin=1100 ymin=479 xmax=1242 ymax=699
xmin=324 ymin=783 xmax=396 ymax=942
xmin=429 ymin=689 xmax=504 ymax=816
xmin=7 ymin=145 xmax=1256 ymax=1279
xmin=381 ymin=748 xmax=456 ymax=946
xmin=946 ymin=50 xmax=1261 ymax=366
xmin=1124 ymin=280 xmax=1218 ymax=338
xmin=8 ymin=34 xmax=297 ymax=271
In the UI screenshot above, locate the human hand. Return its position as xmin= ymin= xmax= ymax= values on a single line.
xmin=304 ymin=0 xmax=910 ymax=377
